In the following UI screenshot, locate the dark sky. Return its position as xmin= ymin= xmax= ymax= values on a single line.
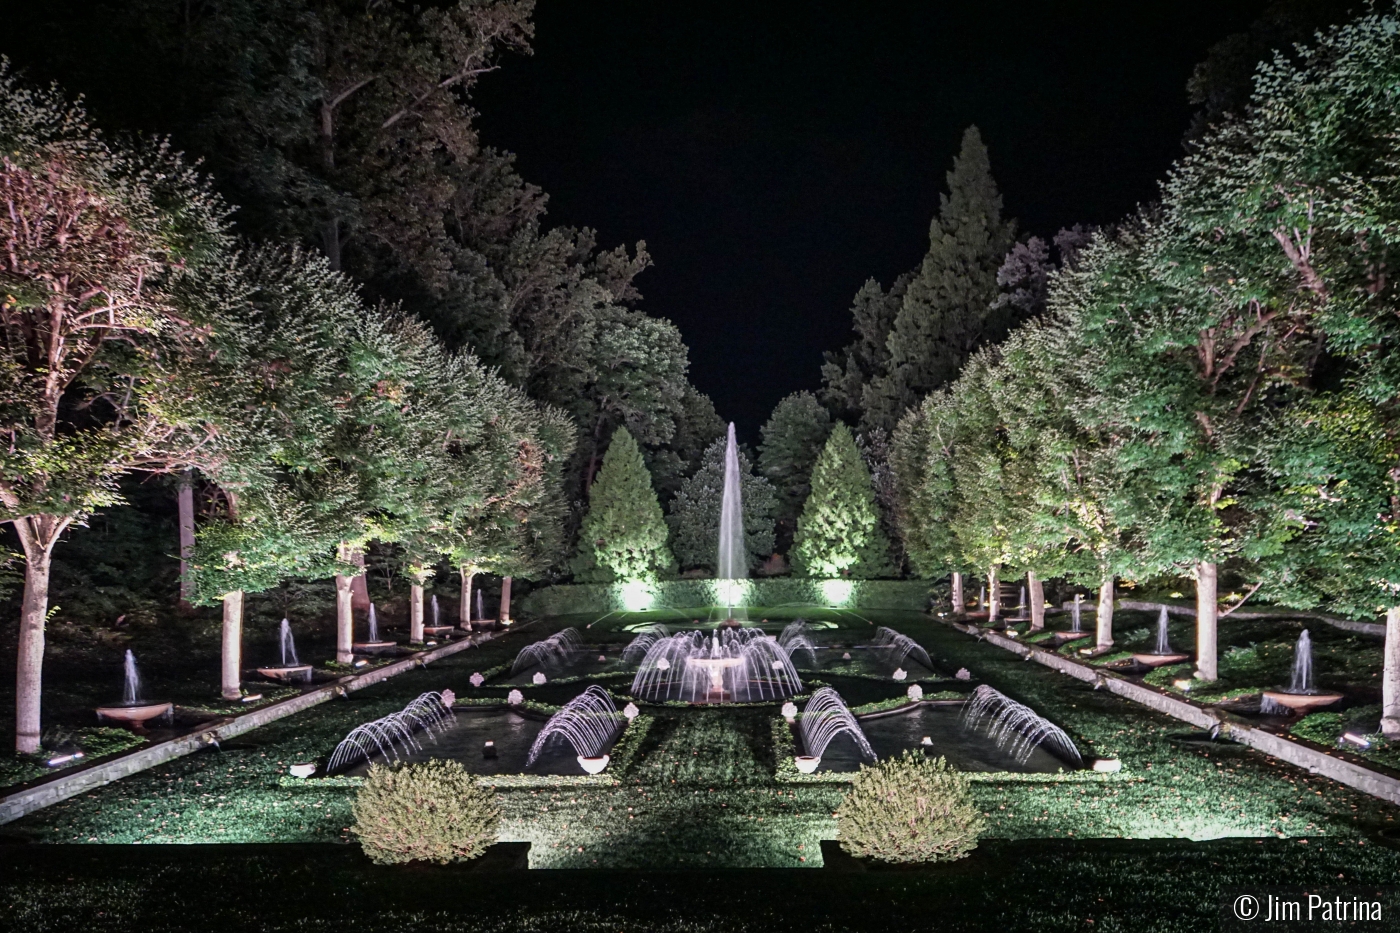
xmin=473 ymin=1 xmax=1269 ymax=437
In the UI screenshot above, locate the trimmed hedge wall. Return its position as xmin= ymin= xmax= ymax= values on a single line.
xmin=519 ymin=578 xmax=932 ymax=617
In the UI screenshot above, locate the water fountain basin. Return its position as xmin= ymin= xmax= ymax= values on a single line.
xmin=1132 ymin=652 xmax=1190 ymax=669
xmin=794 ymin=755 xmax=821 ymax=774
xmin=1261 ymin=690 xmax=1342 ymax=713
xmin=689 ymin=656 xmax=744 ymax=692
xmin=96 ymin=702 xmax=172 ymax=729
xmin=578 ymin=754 xmax=610 ymax=774
xmin=256 ymin=664 xmax=313 ymax=683
xmin=352 ymin=641 xmax=397 ymax=654
xmin=422 ymin=625 xmax=455 ymax=637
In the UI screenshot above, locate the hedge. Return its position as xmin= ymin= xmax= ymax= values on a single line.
xmin=519 ymin=579 xmax=933 ymax=617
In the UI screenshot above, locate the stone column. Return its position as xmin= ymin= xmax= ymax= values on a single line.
xmin=335 ymin=570 xmax=355 ymax=664
xmin=409 ymin=582 xmax=425 ymax=643
xmin=987 ymin=565 xmax=1000 ymax=622
xmin=950 ymin=572 xmax=964 ymax=615
xmin=500 ymin=576 xmax=512 ymax=623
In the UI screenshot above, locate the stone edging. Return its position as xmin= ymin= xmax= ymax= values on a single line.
xmin=949 ymin=621 xmax=1400 ymax=807
xmin=0 ymin=627 xmax=515 ymax=826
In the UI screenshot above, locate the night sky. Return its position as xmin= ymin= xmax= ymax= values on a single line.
xmin=473 ymin=1 xmax=1269 ymax=436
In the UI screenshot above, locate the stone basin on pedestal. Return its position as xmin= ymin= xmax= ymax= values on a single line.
xmin=1261 ymin=690 xmax=1343 ymax=713
xmin=688 ymin=656 xmax=742 ymax=701
xmin=257 ymin=664 xmax=313 ymax=684
xmin=96 ymin=702 xmax=172 ymax=732
xmin=1132 ymin=652 xmax=1191 ymax=669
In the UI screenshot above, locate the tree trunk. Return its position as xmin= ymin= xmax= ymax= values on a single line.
xmin=1096 ymin=576 xmax=1115 ymax=648
xmin=1028 ymin=571 xmax=1045 ymax=631
xmin=177 ymin=472 xmax=196 ymax=611
xmin=335 ymin=573 xmax=355 ymax=664
xmin=349 ymin=548 xmax=370 ymax=612
xmin=410 ymin=583 xmax=425 ymax=643
xmin=500 ymin=576 xmax=512 ymax=623
xmin=1195 ymin=561 xmax=1219 ymax=682
xmin=950 ymin=572 xmax=964 ymax=615
xmin=13 ymin=516 xmax=65 ymax=754
xmin=460 ymin=569 xmax=474 ymax=628
xmin=221 ymin=590 xmax=244 ymax=701
xmin=987 ymin=566 xmax=1000 ymax=622
xmin=1383 ymin=607 xmax=1400 ymax=739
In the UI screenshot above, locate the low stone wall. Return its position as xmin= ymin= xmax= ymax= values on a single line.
xmin=0 ymin=629 xmax=510 ymax=826
xmin=520 ymin=578 xmax=932 ymax=617
xmin=952 ymin=621 xmax=1400 ymax=807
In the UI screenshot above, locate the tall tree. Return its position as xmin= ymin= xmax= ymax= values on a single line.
xmin=791 ymin=425 xmax=893 ymax=579
xmin=0 ymin=69 xmax=239 ymax=751
xmin=668 ymin=436 xmax=775 ymax=573
xmin=820 ymin=276 xmax=908 ymax=424
xmin=758 ymin=392 xmax=833 ymax=547
xmin=862 ymin=127 xmax=1016 ymax=431
xmin=572 ymin=428 xmax=673 ymax=583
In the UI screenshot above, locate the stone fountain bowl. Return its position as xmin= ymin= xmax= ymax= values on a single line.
xmin=577 ymin=754 xmax=610 ymax=774
xmin=256 ymin=664 xmax=313 ymax=684
xmin=1054 ymin=631 xmax=1092 ymax=642
xmin=1261 ymin=690 xmax=1343 ymax=713
xmin=352 ymin=641 xmax=397 ymax=654
xmin=96 ymin=702 xmax=172 ymax=729
xmin=422 ymin=625 xmax=455 ymax=637
xmin=794 ymin=755 xmax=821 ymax=774
xmin=1132 ymin=652 xmax=1191 ymax=669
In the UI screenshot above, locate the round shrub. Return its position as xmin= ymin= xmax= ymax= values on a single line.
xmin=351 ymin=760 xmax=500 ymax=865
xmin=835 ymin=751 xmax=984 ymax=864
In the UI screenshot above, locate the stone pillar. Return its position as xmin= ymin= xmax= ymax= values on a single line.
xmin=409 ymin=583 xmax=425 ymax=643
xmin=335 ymin=573 xmax=354 ymax=664
xmin=1028 ymin=571 xmax=1045 ymax=631
xmin=1195 ymin=561 xmax=1218 ymax=682
xmin=1383 ymin=607 xmax=1400 ymax=738
xmin=1096 ymin=576 xmax=1114 ymax=649
xmin=950 ymin=572 xmax=964 ymax=615
xmin=500 ymin=576 xmax=512 ymax=623
xmin=460 ymin=568 xmax=472 ymax=627
xmin=221 ymin=590 xmax=244 ymax=701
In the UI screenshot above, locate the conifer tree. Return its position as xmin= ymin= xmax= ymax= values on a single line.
xmin=758 ymin=392 xmax=833 ymax=534
xmin=668 ymin=437 xmax=775 ymax=573
xmin=863 ymin=126 xmax=1016 ymax=430
xmin=573 ymin=428 xmax=673 ymax=582
xmin=791 ymin=425 xmax=893 ymax=579
xmin=820 ymin=276 xmax=909 ymax=423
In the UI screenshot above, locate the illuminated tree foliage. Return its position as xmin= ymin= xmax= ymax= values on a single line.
xmin=573 ymin=428 xmax=673 ymax=582
xmin=758 ymin=391 xmax=832 ymax=529
xmin=791 ymin=425 xmax=893 ymax=579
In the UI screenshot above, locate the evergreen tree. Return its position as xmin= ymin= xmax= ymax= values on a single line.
xmin=863 ymin=127 xmax=1016 ymax=431
xmin=791 ymin=425 xmax=893 ymax=579
xmin=667 ymin=437 xmax=775 ymax=573
xmin=573 ymin=428 xmax=673 ymax=582
xmin=758 ymin=392 xmax=833 ymax=536
xmin=820 ymin=275 xmax=908 ymax=423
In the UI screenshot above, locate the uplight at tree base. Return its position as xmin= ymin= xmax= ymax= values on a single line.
xmin=714 ymin=579 xmax=750 ymax=611
xmin=617 ymin=580 xmax=656 ymax=613
xmin=819 ymin=579 xmax=855 ymax=607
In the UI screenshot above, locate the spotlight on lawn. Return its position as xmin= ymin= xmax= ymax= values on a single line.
xmin=1342 ymin=733 xmax=1372 ymax=749
xmin=618 ymin=580 xmax=656 ymax=613
xmin=819 ymin=579 xmax=854 ymax=607
xmin=46 ymin=751 xmax=84 ymax=767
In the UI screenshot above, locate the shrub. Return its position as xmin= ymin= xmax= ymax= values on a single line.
xmin=351 ymin=760 xmax=500 ymax=865
xmin=836 ymin=751 xmax=983 ymax=864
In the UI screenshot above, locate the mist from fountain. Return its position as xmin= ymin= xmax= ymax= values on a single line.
xmin=1153 ymin=606 xmax=1173 ymax=655
xmin=122 ymin=649 xmax=142 ymax=706
xmin=526 ymin=685 xmax=622 ymax=766
xmin=778 ymin=619 xmax=817 ymax=668
xmin=366 ymin=603 xmax=380 ymax=642
xmin=631 ymin=629 xmax=802 ymax=702
xmin=278 ymin=619 xmax=300 ymax=667
xmin=872 ymin=626 xmax=932 ymax=670
xmin=512 ymin=628 xmax=585 ymax=674
xmin=431 ymin=595 xmax=440 ymax=627
xmin=799 ymin=687 xmax=876 ymax=761
xmin=328 ymin=691 xmax=455 ymax=772
xmin=1286 ymin=629 xmax=1318 ymax=694
xmin=962 ymin=685 xmax=1082 ymax=766
xmin=622 ymin=624 xmax=670 ymax=664
xmin=477 ymin=589 xmax=485 ymax=622
xmin=1070 ymin=594 xmax=1084 ymax=633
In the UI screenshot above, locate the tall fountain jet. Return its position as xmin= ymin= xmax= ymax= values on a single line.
xmin=717 ymin=422 xmax=746 ymax=620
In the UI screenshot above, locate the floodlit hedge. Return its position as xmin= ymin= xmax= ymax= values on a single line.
xmin=836 ymin=751 xmax=984 ymax=864
xmin=520 ymin=579 xmax=932 ymax=617
xmin=351 ymin=760 xmax=500 ymax=865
